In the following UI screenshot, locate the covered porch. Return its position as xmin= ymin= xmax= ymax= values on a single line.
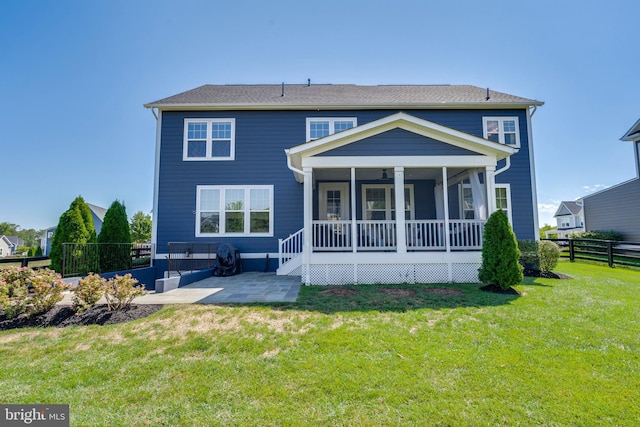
xmin=279 ymin=113 xmax=516 ymax=285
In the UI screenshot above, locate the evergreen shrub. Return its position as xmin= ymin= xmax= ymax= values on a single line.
xmin=478 ymin=209 xmax=523 ymax=290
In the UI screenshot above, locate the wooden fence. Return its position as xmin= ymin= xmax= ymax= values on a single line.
xmin=544 ymin=238 xmax=640 ymax=268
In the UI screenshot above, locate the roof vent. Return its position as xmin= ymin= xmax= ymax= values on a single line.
xmin=486 ymin=88 xmax=490 ymax=101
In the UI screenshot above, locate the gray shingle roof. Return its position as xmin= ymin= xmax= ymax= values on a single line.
xmin=145 ymin=84 xmax=543 ymax=109
xmin=555 ymin=201 xmax=583 ymax=217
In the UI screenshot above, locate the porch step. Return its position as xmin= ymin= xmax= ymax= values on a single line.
xmin=276 ymin=253 xmax=302 ymax=276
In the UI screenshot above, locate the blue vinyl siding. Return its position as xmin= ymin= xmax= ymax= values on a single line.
xmin=318 ymin=128 xmax=477 ymax=157
xmin=155 ymin=108 xmax=536 ymax=258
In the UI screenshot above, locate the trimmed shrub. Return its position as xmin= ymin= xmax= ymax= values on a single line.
xmin=0 ymin=266 xmax=66 ymax=318
xmin=73 ymin=273 xmax=106 ymax=312
xmin=479 ymin=209 xmax=523 ymax=290
xmin=103 ymin=274 xmax=146 ymax=311
xmin=28 ymin=269 xmax=67 ymax=315
xmin=518 ymin=240 xmax=540 ymax=270
xmin=539 ymin=240 xmax=560 ymax=273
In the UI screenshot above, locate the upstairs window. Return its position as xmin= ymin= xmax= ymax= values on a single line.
xmin=184 ymin=119 xmax=235 ymax=160
xmin=483 ymin=117 xmax=520 ymax=147
xmin=306 ymin=118 xmax=357 ymax=141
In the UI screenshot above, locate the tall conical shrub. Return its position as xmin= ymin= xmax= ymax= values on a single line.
xmin=98 ymin=200 xmax=132 ymax=273
xmin=50 ymin=196 xmax=95 ymax=273
xmin=478 ymin=209 xmax=523 ymax=290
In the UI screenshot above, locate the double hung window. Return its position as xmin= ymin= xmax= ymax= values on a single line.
xmin=184 ymin=119 xmax=235 ymax=160
xmin=196 ymin=185 xmax=273 ymax=236
xmin=483 ymin=117 xmax=520 ymax=147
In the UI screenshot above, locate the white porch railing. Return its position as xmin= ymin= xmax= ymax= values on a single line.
xmin=278 ymin=228 xmax=303 ymax=267
xmin=406 ymin=220 xmax=446 ymax=250
xmin=448 ymin=220 xmax=485 ymax=250
xmin=310 ymin=219 xmax=486 ymax=251
xmin=357 ymin=220 xmax=396 ymax=250
xmin=312 ymin=221 xmax=352 ymax=251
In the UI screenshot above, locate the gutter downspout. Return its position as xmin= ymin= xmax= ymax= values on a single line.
xmin=285 ymin=150 xmax=305 ymax=177
xmin=526 ymin=105 xmax=540 ymax=240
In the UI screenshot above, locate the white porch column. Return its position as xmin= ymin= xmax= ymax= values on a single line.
xmin=394 ymin=167 xmax=407 ymax=253
xmin=351 ymin=168 xmax=357 ymax=254
xmin=442 ymin=167 xmax=451 ymax=252
xmin=486 ymin=165 xmax=496 ymax=216
xmin=303 ymin=167 xmax=313 ymax=284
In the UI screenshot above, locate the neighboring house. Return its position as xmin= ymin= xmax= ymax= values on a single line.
xmin=582 ymin=118 xmax=640 ymax=241
xmin=546 ymin=201 xmax=584 ymax=238
xmin=145 ymin=84 xmax=543 ymax=285
xmin=6 ymin=236 xmax=24 ymax=255
xmin=0 ymin=235 xmax=14 ymax=257
xmin=40 ymin=203 xmax=108 ymax=255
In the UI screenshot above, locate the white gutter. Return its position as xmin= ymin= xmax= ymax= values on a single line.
xmin=285 ymin=150 xmax=305 ymax=182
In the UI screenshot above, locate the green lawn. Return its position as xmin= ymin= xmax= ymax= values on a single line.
xmin=1 ymin=261 xmax=639 ymax=426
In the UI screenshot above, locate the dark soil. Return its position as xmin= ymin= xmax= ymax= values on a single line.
xmin=479 ymin=284 xmax=522 ymax=295
xmin=0 ymin=304 xmax=163 ymax=331
xmin=523 ymin=269 xmax=572 ymax=280
xmin=319 ymin=288 xmax=358 ymax=296
xmin=379 ymin=288 xmax=418 ymax=297
xmin=424 ymin=288 xmax=465 ymax=296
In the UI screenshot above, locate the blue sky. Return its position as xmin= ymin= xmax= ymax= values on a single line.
xmin=1 ymin=0 xmax=638 ymax=231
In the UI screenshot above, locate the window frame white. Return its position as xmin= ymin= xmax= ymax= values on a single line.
xmin=183 ymin=118 xmax=236 ymax=161
xmin=483 ymin=117 xmax=521 ymax=148
xmin=306 ymin=117 xmax=357 ymax=141
xmin=460 ymin=183 xmax=475 ymax=219
xmin=494 ymin=183 xmax=513 ymax=224
xmin=361 ymin=184 xmax=414 ymax=221
xmin=195 ymin=185 xmax=274 ymax=237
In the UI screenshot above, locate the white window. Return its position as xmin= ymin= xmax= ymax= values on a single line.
xmin=483 ymin=117 xmax=520 ymax=147
xmin=196 ymin=185 xmax=273 ymax=236
xmin=494 ymin=184 xmax=512 ymax=224
xmin=306 ymin=118 xmax=357 ymax=141
xmin=461 ymin=184 xmax=475 ymax=219
xmin=361 ymin=184 xmax=414 ymax=220
xmin=184 ymin=119 xmax=235 ymax=161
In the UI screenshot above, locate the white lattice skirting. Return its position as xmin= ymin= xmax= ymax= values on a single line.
xmin=302 ymin=262 xmax=481 ymax=285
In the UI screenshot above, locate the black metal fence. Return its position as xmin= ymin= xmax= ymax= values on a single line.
xmin=544 ymin=238 xmax=640 ymax=268
xmin=167 ymin=242 xmax=219 ymax=276
xmin=62 ymin=243 xmax=152 ymax=278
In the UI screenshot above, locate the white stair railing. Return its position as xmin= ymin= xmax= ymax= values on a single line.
xmin=278 ymin=228 xmax=303 ymax=267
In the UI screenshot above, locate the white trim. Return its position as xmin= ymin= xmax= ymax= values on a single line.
xmin=195 ymin=185 xmax=274 ymax=237
xmin=494 ymin=183 xmax=513 ymax=225
xmin=526 ymin=108 xmax=540 ymax=239
xmin=151 ymin=110 xmax=162 ymax=260
xmin=183 ymin=118 xmax=236 ymax=161
xmin=302 ymin=155 xmax=496 ymax=169
xmin=146 ymin=102 xmax=543 ymax=111
xmin=482 ymin=116 xmax=521 ymax=148
xmin=155 ymin=252 xmax=279 ymax=260
xmin=306 ymin=117 xmax=357 ymax=142
xmin=318 ymin=182 xmax=350 ymax=220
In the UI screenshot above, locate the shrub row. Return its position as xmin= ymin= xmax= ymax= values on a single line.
xmin=0 ymin=267 xmax=146 ymax=319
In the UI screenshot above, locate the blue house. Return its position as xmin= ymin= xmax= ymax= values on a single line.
xmin=145 ymin=84 xmax=543 ymax=285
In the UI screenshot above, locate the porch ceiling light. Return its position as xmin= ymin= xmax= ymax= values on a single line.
xmin=381 ymin=169 xmax=389 ymax=180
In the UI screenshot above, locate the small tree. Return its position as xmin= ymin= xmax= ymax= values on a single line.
xmin=98 ymin=200 xmax=132 ymax=273
xmin=479 ymin=209 xmax=523 ymax=290
xmin=129 ymin=211 xmax=152 ymax=243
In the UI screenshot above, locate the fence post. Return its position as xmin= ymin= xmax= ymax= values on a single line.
xmin=569 ymin=239 xmax=575 ymax=262
xmin=607 ymin=241 xmax=614 ymax=268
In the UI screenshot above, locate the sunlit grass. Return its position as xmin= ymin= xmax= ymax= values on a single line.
xmin=1 ymin=260 xmax=639 ymax=425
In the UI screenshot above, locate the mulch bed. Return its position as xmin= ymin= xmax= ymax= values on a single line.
xmin=479 ymin=284 xmax=521 ymax=295
xmin=319 ymin=288 xmax=358 ymax=296
xmin=0 ymin=304 xmax=163 ymax=331
xmin=523 ymin=269 xmax=573 ymax=280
